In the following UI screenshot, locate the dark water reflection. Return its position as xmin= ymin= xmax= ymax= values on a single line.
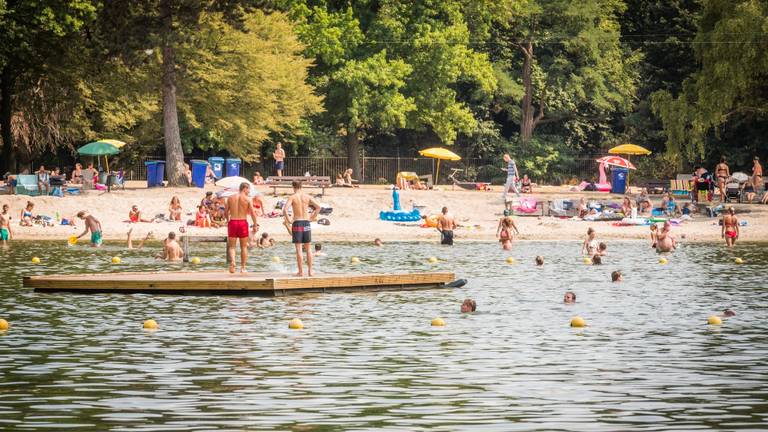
xmin=1 ymin=240 xmax=767 ymax=431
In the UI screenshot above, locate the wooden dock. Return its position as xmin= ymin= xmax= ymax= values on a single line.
xmin=23 ymin=271 xmax=456 ymax=296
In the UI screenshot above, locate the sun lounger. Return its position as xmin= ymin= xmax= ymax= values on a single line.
xmin=14 ymin=174 xmax=39 ymax=196
xmin=670 ymin=174 xmax=692 ymax=197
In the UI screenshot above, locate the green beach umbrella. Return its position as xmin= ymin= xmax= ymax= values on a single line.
xmin=78 ymin=141 xmax=121 ymax=172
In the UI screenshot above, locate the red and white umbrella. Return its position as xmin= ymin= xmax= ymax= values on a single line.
xmin=596 ymin=155 xmax=636 ymax=170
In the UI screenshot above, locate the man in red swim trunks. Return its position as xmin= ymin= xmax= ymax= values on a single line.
xmin=225 ymin=182 xmax=259 ymax=273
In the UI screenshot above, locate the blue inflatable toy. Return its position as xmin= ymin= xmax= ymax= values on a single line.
xmin=380 ymin=189 xmax=421 ymax=222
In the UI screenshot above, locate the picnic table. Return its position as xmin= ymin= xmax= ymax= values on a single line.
xmin=265 ymin=176 xmax=332 ymax=196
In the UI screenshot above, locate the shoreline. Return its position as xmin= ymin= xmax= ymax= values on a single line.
xmin=1 ymin=182 xmax=764 ymax=244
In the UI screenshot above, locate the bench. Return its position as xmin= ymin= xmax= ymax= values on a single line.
xmin=266 ymin=176 xmax=332 ymax=196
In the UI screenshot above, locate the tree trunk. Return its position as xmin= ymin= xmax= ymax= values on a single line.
xmin=161 ymin=5 xmax=187 ymax=186
xmin=346 ymin=129 xmax=361 ymax=179
xmin=520 ymin=41 xmax=534 ymax=145
xmin=0 ymin=66 xmax=16 ymax=174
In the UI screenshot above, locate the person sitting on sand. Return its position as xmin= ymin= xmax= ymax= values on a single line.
xmin=71 ymin=163 xmax=84 ymax=184
xmin=161 ymin=232 xmax=183 ymax=261
xmin=128 ymin=205 xmax=152 ymax=223
xmin=461 ymin=298 xmax=477 ymax=313
xmin=0 ymin=204 xmax=13 ymax=245
xmin=195 ymin=205 xmax=211 ymax=228
xmin=611 ymin=270 xmax=622 ymax=282
xmin=722 ymin=206 xmax=739 ymax=248
xmin=343 ymin=168 xmax=359 ymax=187
xmin=563 ymin=291 xmax=576 ymax=304
xmin=210 ymin=197 xmax=227 ymax=228
xmin=656 ymin=221 xmax=677 ymax=252
xmin=252 ymin=194 xmax=264 ymax=217
xmin=496 ymin=215 xmax=519 ymax=250
xmin=437 ymin=206 xmax=457 ymax=246
xmin=201 ymin=191 xmax=214 ymax=212
xmin=20 ymin=201 xmax=34 ymax=226
xmin=374 ymin=238 xmax=383 ymax=247
xmin=578 ymin=197 xmax=588 ymax=218
xmin=169 ymin=196 xmax=182 ymax=221
xmin=335 ymin=173 xmax=345 ymax=186
xmin=661 ymin=192 xmax=676 ymax=216
xmin=581 ymin=227 xmax=598 ymax=256
xmin=520 ymin=174 xmax=532 ymax=193
xmin=76 ymin=211 xmax=103 ymax=247
xmin=252 ymin=171 xmax=265 ymax=185
xmin=535 ymin=256 xmax=544 ymax=266
xmin=636 ymin=191 xmax=652 ymax=214
xmin=621 ymin=196 xmax=633 ymax=217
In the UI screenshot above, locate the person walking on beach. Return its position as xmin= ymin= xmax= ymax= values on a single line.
xmin=76 ymin=211 xmax=103 ymax=247
xmin=0 ymin=204 xmax=12 ymax=245
xmin=437 ymin=206 xmax=456 ymax=246
xmin=225 ymin=182 xmax=259 ymax=273
xmin=722 ymin=207 xmax=739 ymax=248
xmin=284 ymin=180 xmax=321 ymax=276
xmin=752 ymin=156 xmax=762 ymax=196
xmin=715 ymin=157 xmax=729 ymax=203
xmin=502 ymin=154 xmax=520 ymax=210
xmin=273 ymin=142 xmax=286 ymax=177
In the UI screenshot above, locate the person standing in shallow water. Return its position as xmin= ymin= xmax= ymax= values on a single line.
xmin=225 ymin=182 xmax=259 ymax=273
xmin=722 ymin=207 xmax=739 ymax=248
xmin=436 ymin=206 xmax=456 ymax=246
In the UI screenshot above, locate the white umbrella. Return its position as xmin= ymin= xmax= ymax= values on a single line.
xmin=215 ymin=176 xmax=253 ymax=190
xmin=731 ymin=172 xmax=749 ymax=183
xmin=216 ymin=188 xmax=261 ymax=198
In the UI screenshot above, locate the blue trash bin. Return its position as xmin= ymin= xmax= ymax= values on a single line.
xmin=145 ymin=161 xmax=159 ymax=187
xmin=154 ymin=161 xmax=165 ymax=187
xmin=611 ymin=168 xmax=628 ymax=194
xmin=208 ymin=157 xmax=225 ymax=179
xmin=191 ymin=160 xmax=208 ymax=188
xmin=225 ymin=158 xmax=241 ymax=177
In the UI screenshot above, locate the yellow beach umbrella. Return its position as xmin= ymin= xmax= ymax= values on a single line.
xmin=608 ymin=144 xmax=651 ymax=156
xmin=97 ymin=139 xmax=127 ymax=149
xmin=418 ymin=147 xmax=461 ymax=185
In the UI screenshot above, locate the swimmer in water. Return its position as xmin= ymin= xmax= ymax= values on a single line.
xmin=374 ymin=238 xmax=383 ymax=247
xmin=535 ymin=255 xmax=544 ymax=266
xmin=496 ymin=215 xmax=519 ymax=250
xmin=649 ymin=224 xmax=658 ymax=249
xmin=581 ymin=227 xmax=597 ymax=256
xmin=592 ymin=255 xmax=602 ymax=265
xmin=611 ymin=270 xmax=622 ymax=282
xmin=722 ymin=309 xmax=736 ymax=318
xmin=564 ymin=291 xmax=576 ymax=304
xmin=460 ymin=299 xmax=476 ymax=313
xmin=595 ymin=242 xmax=607 ymax=257
xmin=314 ymin=243 xmax=326 ymax=257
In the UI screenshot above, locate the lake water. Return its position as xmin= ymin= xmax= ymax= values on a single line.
xmin=1 ymin=240 xmax=767 ymax=431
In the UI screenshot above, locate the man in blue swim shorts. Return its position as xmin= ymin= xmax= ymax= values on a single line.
xmin=284 ymin=180 xmax=321 ymax=276
xmin=273 ymin=142 xmax=285 ymax=177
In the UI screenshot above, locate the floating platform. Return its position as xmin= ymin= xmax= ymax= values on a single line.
xmin=23 ymin=271 xmax=456 ymax=296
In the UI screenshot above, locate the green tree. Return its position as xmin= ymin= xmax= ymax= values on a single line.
xmin=651 ymin=0 xmax=768 ymax=160
xmin=0 ymin=0 xmax=96 ymax=172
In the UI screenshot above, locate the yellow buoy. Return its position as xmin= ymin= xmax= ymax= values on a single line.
xmin=288 ymin=318 xmax=304 ymax=330
xmin=111 ymin=256 xmax=121 ymax=264
xmin=583 ymin=257 xmax=592 ymax=264
xmin=67 ymin=235 xmax=78 ymax=246
xmin=350 ymin=257 xmax=361 ymax=264
xmin=428 ymin=257 xmax=438 ymax=264
xmin=707 ymin=315 xmax=722 ymax=325
xmin=658 ymin=257 xmax=668 ymax=264
xmin=431 ymin=317 xmax=446 ymax=326
xmin=31 ymin=257 xmax=41 ymax=264
xmin=0 ymin=319 xmax=8 ymax=331
xmin=271 ymin=256 xmax=281 ymax=264
xmin=734 ymin=257 xmax=744 ymax=265
xmin=570 ymin=316 xmax=586 ymax=328
xmin=505 ymin=256 xmax=515 ymax=264
xmin=190 ymin=257 xmax=201 ymax=265
xmin=143 ymin=319 xmax=159 ymax=330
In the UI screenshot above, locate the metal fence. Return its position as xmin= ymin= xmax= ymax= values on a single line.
xmin=126 ymin=156 xmax=599 ymax=185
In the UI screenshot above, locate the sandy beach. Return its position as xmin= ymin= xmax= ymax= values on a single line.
xmin=2 ymin=182 xmax=766 ymax=243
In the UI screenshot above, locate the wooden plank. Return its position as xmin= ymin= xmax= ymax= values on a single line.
xmin=24 ymin=271 xmax=455 ymax=296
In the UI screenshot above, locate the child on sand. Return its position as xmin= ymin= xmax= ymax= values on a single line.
xmin=0 ymin=204 xmax=12 ymax=245
xmin=76 ymin=211 xmax=103 ymax=247
xmin=195 ymin=205 xmax=211 ymax=228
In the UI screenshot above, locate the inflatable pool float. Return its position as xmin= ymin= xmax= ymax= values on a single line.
xmin=380 ymin=188 xmax=421 ymax=222
xmin=620 ymin=217 xmax=649 ymax=225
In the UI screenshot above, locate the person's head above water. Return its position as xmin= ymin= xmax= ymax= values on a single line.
xmin=564 ymin=291 xmax=576 ymax=304
xmin=535 ymin=255 xmax=544 ymax=266
xmin=723 ymin=309 xmax=736 ymax=317
xmin=598 ymin=242 xmax=607 ymax=252
xmin=592 ymin=255 xmax=602 ymax=265
xmin=261 ymin=232 xmax=269 ymax=239
xmin=460 ymin=298 xmax=477 ymax=313
xmin=315 ymin=243 xmax=322 ymax=251
xmin=611 ymin=270 xmax=622 ymax=282
xmin=374 ymin=238 xmax=382 ymax=246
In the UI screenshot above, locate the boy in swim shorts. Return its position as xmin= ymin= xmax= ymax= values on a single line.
xmin=0 ymin=204 xmax=12 ymax=245
xmin=76 ymin=211 xmax=103 ymax=247
xmin=284 ymin=180 xmax=321 ymax=276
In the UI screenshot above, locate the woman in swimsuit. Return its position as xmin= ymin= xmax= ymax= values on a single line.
xmin=715 ymin=157 xmax=729 ymax=203
xmin=20 ymin=201 xmax=34 ymax=226
xmin=722 ymin=207 xmax=739 ymax=247
xmin=169 ymin=196 xmax=182 ymax=221
xmin=71 ymin=163 xmax=84 ymax=184
xmin=581 ymin=227 xmax=598 ymax=256
xmin=496 ymin=216 xmax=519 ymax=250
